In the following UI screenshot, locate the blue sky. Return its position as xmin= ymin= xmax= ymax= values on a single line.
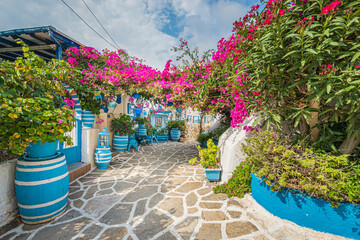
xmin=0 ymin=0 xmax=261 ymax=69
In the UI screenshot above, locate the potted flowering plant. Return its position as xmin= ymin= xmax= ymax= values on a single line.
xmin=0 ymin=42 xmax=75 ymax=157
xmin=111 ymin=114 xmax=135 ymax=152
xmin=135 ymin=117 xmax=148 ymax=126
xmin=135 ymin=117 xmax=148 ymax=137
xmin=0 ymin=43 xmax=76 ymax=224
xmin=155 ymin=127 xmax=169 ymax=142
xmin=189 ymin=139 xmax=222 ymax=181
xmin=0 ymin=97 xmax=75 ymax=157
xmin=167 ymin=120 xmax=185 ymax=142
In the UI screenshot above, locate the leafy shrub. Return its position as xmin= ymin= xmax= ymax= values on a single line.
xmin=0 ymin=149 xmax=22 ymax=162
xmin=242 ymin=131 xmax=360 ymax=207
xmin=189 ymin=139 xmax=220 ymax=169
xmin=111 ymin=114 xmax=135 ymax=135
xmin=156 ymin=127 xmax=167 ymax=136
xmin=197 ymin=133 xmax=212 ymax=146
xmin=135 ymin=117 xmax=148 ymax=125
xmin=167 ymin=120 xmax=185 ymax=132
xmin=146 ymin=126 xmax=157 ymax=136
xmin=0 ymin=97 xmax=75 ymax=155
xmin=213 ymin=161 xmax=252 ymax=198
xmin=197 ymin=123 xmax=229 ymax=146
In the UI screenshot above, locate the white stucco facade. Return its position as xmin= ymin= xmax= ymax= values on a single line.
xmin=218 ymin=115 xmax=261 ymax=183
xmin=0 ymin=159 xmax=17 ymax=226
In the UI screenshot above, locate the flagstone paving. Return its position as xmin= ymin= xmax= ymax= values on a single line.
xmin=0 ymin=142 xmax=350 ymax=240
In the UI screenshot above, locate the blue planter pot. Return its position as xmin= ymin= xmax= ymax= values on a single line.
xmin=26 ymin=140 xmax=59 ymax=159
xmin=15 ymin=153 xmax=69 ymax=224
xmin=94 ymin=147 xmax=112 ymax=169
xmin=251 ymin=173 xmax=360 ymax=239
xmin=170 ymin=128 xmax=181 ymax=141
xmin=205 ymin=167 xmax=222 ymax=181
xmin=156 ymin=135 xmax=169 ymax=142
xmin=136 ymin=124 xmax=147 ymax=137
xmin=82 ymin=110 xmax=95 ymax=128
xmin=113 ymin=134 xmax=129 ymax=152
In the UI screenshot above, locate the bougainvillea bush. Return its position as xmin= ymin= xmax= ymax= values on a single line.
xmin=227 ymin=0 xmax=360 ymax=153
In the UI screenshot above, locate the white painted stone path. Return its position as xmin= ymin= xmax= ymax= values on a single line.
xmin=0 ymin=142 xmax=350 ymax=240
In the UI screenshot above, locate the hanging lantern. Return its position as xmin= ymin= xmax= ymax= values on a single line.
xmin=94 ymin=127 xmax=111 ymax=169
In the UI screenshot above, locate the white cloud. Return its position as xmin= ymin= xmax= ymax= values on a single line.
xmin=0 ymin=0 xmax=252 ymax=69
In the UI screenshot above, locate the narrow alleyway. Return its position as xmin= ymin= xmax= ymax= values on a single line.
xmin=0 ymin=142 xmax=348 ymax=240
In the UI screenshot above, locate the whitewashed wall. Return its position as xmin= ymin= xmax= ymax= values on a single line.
xmin=218 ymin=116 xmax=261 ymax=183
xmin=0 ymin=159 xmax=18 ymax=226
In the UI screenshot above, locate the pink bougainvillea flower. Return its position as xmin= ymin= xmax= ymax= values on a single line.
xmin=57 ymin=120 xmax=64 ymax=124
xmin=328 ymin=64 xmax=333 ymax=69
xmin=356 ymin=63 xmax=360 ymax=69
xmin=279 ymin=9 xmax=285 ymax=15
xmin=95 ymin=119 xmax=105 ymax=124
xmin=64 ymin=98 xmax=77 ymax=107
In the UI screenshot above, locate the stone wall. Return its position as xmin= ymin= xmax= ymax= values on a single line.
xmin=181 ymin=108 xmax=219 ymax=142
xmin=0 ymin=159 xmax=17 ymax=227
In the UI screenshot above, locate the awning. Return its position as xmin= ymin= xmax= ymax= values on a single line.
xmin=0 ymin=26 xmax=83 ymax=61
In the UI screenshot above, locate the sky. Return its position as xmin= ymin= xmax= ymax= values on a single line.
xmin=0 ymin=0 xmax=261 ymax=70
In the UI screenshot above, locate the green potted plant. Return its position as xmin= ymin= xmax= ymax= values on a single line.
xmin=0 ymin=97 xmax=75 ymax=157
xmin=0 ymin=43 xmax=75 ymax=224
xmin=146 ymin=126 xmax=157 ymax=136
xmin=79 ymin=92 xmax=101 ymax=128
xmin=189 ymin=139 xmax=222 ymax=181
xmin=111 ymin=114 xmax=136 ymax=152
xmin=135 ymin=117 xmax=148 ymax=137
xmin=155 ymin=127 xmax=169 ymax=142
xmin=0 ymin=42 xmax=75 ymax=157
xmin=167 ymin=120 xmax=185 ymax=142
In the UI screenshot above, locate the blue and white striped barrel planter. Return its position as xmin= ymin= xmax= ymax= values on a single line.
xmin=170 ymin=128 xmax=181 ymax=142
xmin=113 ymin=134 xmax=129 ymax=152
xmin=94 ymin=147 xmax=111 ymax=169
xmin=136 ymin=125 xmax=147 ymax=138
xmin=82 ymin=110 xmax=95 ymax=128
xmin=15 ymin=153 xmax=69 ymax=224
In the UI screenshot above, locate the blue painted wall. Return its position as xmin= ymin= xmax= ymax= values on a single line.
xmin=251 ymin=174 xmax=360 ymax=239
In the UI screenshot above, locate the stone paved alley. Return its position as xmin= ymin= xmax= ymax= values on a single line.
xmin=0 ymin=142 xmax=349 ymax=240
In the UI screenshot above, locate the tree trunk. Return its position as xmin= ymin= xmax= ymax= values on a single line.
xmin=308 ymin=98 xmax=320 ymax=142
xmin=299 ymin=116 xmax=309 ymax=136
xmin=338 ymin=132 xmax=360 ymax=155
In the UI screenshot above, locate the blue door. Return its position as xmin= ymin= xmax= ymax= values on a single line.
xmin=60 ymin=118 xmax=82 ymax=165
xmin=59 ymin=85 xmax=83 ymax=166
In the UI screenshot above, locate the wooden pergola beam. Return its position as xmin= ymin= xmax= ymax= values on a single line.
xmin=0 ymin=44 xmax=57 ymax=53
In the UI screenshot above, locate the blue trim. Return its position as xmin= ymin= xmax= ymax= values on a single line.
xmin=251 ymin=174 xmax=360 ymax=239
xmin=0 ymin=26 xmax=54 ymax=37
xmin=49 ymin=31 xmax=62 ymax=59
